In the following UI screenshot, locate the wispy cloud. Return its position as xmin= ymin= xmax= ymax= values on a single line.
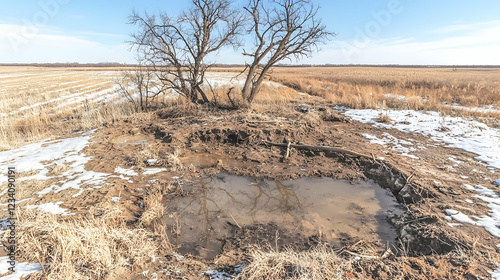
xmin=0 ymin=24 xmax=133 ymax=63
xmin=431 ymin=20 xmax=500 ymax=34
xmin=309 ymin=20 xmax=500 ymax=65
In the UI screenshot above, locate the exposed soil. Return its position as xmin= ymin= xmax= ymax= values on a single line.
xmin=35 ymin=100 xmax=500 ymax=278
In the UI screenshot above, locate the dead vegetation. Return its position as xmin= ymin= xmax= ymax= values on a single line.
xmin=237 ymin=245 xmax=354 ymax=279
xmin=6 ymin=207 xmax=162 ymax=280
xmin=270 ymin=67 xmax=500 ymax=121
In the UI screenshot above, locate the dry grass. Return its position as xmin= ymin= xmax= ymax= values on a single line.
xmin=237 ymin=245 xmax=354 ymax=280
xmin=139 ymin=184 xmax=167 ymax=227
xmin=128 ymin=143 xmax=183 ymax=170
xmin=0 ymin=67 xmax=140 ymax=150
xmin=204 ymin=82 xmax=302 ymax=108
xmin=6 ymin=207 xmax=161 ymax=280
xmin=270 ymin=67 xmax=500 ymax=121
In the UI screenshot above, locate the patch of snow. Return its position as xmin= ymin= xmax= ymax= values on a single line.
xmin=491 ymin=267 xmax=500 ymax=280
xmin=203 ymin=270 xmax=232 ymax=280
xmin=114 ymin=167 xmax=138 ymax=177
xmin=143 ymin=168 xmax=167 ymax=175
xmin=465 ymin=199 xmax=474 ymax=204
xmin=0 ymin=130 xmax=111 ymax=198
xmin=111 ymin=197 xmax=120 ymax=203
xmin=146 ymin=159 xmax=157 ymax=165
xmin=447 ymin=223 xmax=462 ymax=227
xmin=345 ymin=109 xmax=500 ymax=169
xmin=0 ymin=257 xmax=42 ymax=280
xmin=26 ymin=202 xmax=74 ymax=215
xmin=464 ymin=184 xmax=475 ymax=191
xmin=459 ymin=185 xmax=500 ymax=238
xmin=203 ymin=265 xmax=244 ymax=280
xmin=494 ymin=179 xmax=500 ymax=186
xmin=362 ymin=133 xmax=419 ymax=159
xmin=448 ymin=157 xmax=463 ymax=164
xmin=444 ymin=209 xmax=476 ymax=225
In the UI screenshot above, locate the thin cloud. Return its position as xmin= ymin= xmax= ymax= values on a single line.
xmin=0 ymin=24 xmax=133 ymax=63
xmin=431 ymin=20 xmax=500 ymax=34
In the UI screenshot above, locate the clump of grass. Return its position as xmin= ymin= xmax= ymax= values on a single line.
xmin=140 ymin=183 xmax=168 ymax=227
xmin=299 ymin=111 xmax=322 ymax=127
xmin=46 ymin=163 xmax=71 ymax=176
xmin=129 ymin=144 xmax=183 ymax=171
xmin=237 ymin=245 xmax=354 ymax=280
xmin=6 ymin=207 xmax=160 ymax=280
xmin=375 ymin=112 xmax=393 ymax=123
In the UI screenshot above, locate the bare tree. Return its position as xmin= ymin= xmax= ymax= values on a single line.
xmin=241 ymin=0 xmax=335 ymax=104
xmin=115 ymin=63 xmax=166 ymax=111
xmin=128 ymin=0 xmax=244 ymax=104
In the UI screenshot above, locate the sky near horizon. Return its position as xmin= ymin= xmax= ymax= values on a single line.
xmin=0 ymin=0 xmax=499 ymax=65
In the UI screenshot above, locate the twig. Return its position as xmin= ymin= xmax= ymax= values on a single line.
xmin=406 ymin=170 xmax=416 ymax=184
xmin=284 ymin=141 xmax=291 ymax=159
xmin=36 ymin=254 xmax=47 ymax=278
xmin=229 ymin=213 xmax=241 ymax=229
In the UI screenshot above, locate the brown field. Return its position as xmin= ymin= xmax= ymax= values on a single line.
xmin=0 ymin=66 xmax=302 ymax=150
xmin=271 ymin=67 xmax=500 ymax=121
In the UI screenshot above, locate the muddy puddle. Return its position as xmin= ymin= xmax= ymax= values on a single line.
xmin=165 ymin=173 xmax=404 ymax=259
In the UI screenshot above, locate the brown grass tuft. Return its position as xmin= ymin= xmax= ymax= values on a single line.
xmin=237 ymin=245 xmax=354 ymax=280
xmin=7 ymin=207 xmax=160 ymax=280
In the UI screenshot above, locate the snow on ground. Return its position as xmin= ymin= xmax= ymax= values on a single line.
xmin=0 ymin=257 xmax=41 ymax=280
xmin=203 ymin=265 xmax=244 ymax=280
xmin=113 ymin=167 xmax=138 ymax=183
xmin=0 ymin=129 xmax=112 ymax=206
xmin=492 ymin=268 xmax=500 ymax=280
xmin=362 ymin=133 xmax=419 ymax=159
xmin=114 ymin=167 xmax=138 ymax=177
xmin=204 ymin=72 xmax=283 ymax=89
xmin=445 ymin=184 xmax=500 ymax=239
xmin=344 ymin=109 xmax=500 ymax=169
xmin=143 ymin=168 xmax=167 ymax=175
xmin=26 ymin=202 xmax=74 ymax=215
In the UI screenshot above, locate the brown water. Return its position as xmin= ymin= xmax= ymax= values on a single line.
xmin=165 ymin=173 xmax=403 ymax=259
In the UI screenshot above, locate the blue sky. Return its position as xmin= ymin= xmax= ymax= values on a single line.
xmin=1 ymin=0 xmax=499 ymax=64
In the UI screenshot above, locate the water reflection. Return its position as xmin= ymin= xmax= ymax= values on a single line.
xmin=165 ymin=173 xmax=403 ymax=259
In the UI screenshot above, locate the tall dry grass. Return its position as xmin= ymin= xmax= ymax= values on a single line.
xmin=270 ymin=67 xmax=500 ymax=120
xmin=0 ymin=67 xmax=152 ymax=150
xmin=237 ymin=245 xmax=355 ymax=279
xmin=6 ymin=207 xmax=162 ymax=280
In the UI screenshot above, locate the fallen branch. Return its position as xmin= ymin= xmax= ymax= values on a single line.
xmin=262 ymin=140 xmax=371 ymax=159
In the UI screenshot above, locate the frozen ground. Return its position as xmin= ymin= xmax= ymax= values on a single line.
xmin=362 ymin=133 xmax=420 ymax=159
xmin=0 ymin=257 xmax=41 ymax=280
xmin=343 ymin=109 xmax=500 ymax=169
xmin=0 ymin=130 xmax=145 ymax=212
